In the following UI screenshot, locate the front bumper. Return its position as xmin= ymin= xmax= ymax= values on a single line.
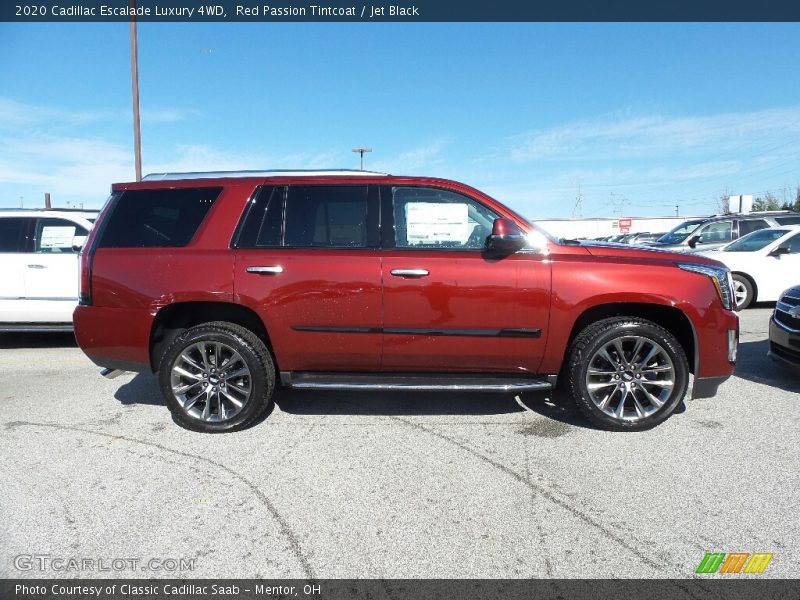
xmin=768 ymin=315 xmax=800 ymax=371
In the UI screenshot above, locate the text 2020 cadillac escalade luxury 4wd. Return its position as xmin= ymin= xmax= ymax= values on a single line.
xmin=74 ymin=170 xmax=739 ymax=433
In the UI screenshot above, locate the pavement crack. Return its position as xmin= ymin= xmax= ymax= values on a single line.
xmin=4 ymin=420 xmax=315 ymax=579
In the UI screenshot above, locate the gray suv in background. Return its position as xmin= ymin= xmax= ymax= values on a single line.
xmin=647 ymin=212 xmax=800 ymax=253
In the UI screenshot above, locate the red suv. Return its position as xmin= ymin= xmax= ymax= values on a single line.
xmin=74 ymin=170 xmax=738 ymax=432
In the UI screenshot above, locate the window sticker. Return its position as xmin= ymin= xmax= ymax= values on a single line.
xmin=40 ymin=226 xmax=77 ymax=249
xmin=405 ymin=202 xmax=469 ymax=245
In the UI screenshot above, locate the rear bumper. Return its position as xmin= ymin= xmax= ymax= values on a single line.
xmin=768 ymin=316 xmax=800 ymax=371
xmin=73 ymin=305 xmax=152 ymax=373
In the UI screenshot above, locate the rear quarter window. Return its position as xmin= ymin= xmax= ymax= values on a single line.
xmin=98 ymin=187 xmax=221 ymax=248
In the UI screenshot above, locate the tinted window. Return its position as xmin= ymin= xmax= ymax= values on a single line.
xmin=391 ymin=187 xmax=499 ymax=250
xmin=284 ymin=186 xmax=368 ymax=248
xmin=34 ymin=218 xmax=89 ymax=253
xmin=724 ymin=228 xmax=790 ymax=252
xmin=775 ymin=215 xmax=800 ymax=225
xmin=0 ymin=217 xmax=33 ymax=252
xmin=738 ymin=219 xmax=768 ymax=236
xmin=785 ymin=233 xmax=800 ymax=253
xmin=99 ymin=187 xmax=220 ymax=248
xmin=236 ymin=186 xmax=283 ymax=248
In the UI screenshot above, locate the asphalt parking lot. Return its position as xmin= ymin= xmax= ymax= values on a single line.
xmin=0 ymin=307 xmax=797 ymax=580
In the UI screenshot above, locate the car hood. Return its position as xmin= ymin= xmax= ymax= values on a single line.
xmin=577 ymin=240 xmax=728 ymax=268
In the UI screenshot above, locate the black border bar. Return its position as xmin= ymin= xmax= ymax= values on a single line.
xmin=3 ymin=0 xmax=800 ymax=22
xmin=3 ymin=579 xmax=800 ymax=600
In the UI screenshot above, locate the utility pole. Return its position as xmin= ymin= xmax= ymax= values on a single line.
xmin=675 ymin=205 xmax=679 ymax=217
xmin=572 ymin=182 xmax=583 ymax=218
xmin=351 ymin=147 xmax=372 ymax=171
xmin=130 ymin=0 xmax=143 ymax=181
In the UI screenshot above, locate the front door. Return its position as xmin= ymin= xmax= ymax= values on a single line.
xmin=23 ymin=217 xmax=89 ymax=322
xmin=380 ymin=185 xmax=551 ymax=373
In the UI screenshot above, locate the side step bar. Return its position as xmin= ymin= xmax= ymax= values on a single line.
xmin=280 ymin=372 xmax=554 ymax=392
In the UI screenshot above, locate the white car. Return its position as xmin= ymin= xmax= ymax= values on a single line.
xmin=0 ymin=209 xmax=98 ymax=331
xmin=698 ymin=225 xmax=800 ymax=310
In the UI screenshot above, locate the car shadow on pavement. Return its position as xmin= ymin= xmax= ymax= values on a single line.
xmin=0 ymin=332 xmax=77 ymax=348
xmin=112 ymin=374 xmax=599 ymax=430
xmin=735 ymin=339 xmax=798 ymax=393
xmin=114 ymin=373 xmax=164 ymax=406
xmin=274 ymin=387 xmax=597 ymax=429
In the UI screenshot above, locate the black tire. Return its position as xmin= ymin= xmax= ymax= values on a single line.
xmin=565 ymin=317 xmax=689 ymax=432
xmin=158 ymin=321 xmax=275 ymax=433
xmin=732 ymin=274 xmax=754 ymax=310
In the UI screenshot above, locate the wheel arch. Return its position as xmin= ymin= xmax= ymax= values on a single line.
xmin=149 ymin=301 xmax=275 ymax=372
xmin=564 ymin=303 xmax=696 ymax=374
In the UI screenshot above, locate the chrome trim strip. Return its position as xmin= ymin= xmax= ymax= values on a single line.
xmin=287 ymin=381 xmax=552 ymax=391
xmin=143 ymin=169 xmax=388 ymax=181
xmin=246 ymin=266 xmax=284 ymax=274
xmin=0 ymin=296 xmax=76 ymax=301
xmin=291 ymin=325 xmax=542 ymax=338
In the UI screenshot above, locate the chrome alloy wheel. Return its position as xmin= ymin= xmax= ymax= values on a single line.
xmin=585 ymin=335 xmax=675 ymax=422
xmin=169 ymin=341 xmax=252 ymax=422
xmin=733 ymin=279 xmax=748 ymax=309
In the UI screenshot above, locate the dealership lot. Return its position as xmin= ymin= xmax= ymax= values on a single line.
xmin=0 ymin=307 xmax=797 ymax=579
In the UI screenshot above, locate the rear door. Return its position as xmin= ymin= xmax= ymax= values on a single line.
xmin=24 ymin=217 xmax=89 ymax=322
xmin=0 ymin=217 xmax=35 ymax=322
xmin=380 ymin=185 xmax=550 ymax=373
xmin=234 ymin=184 xmax=383 ymax=372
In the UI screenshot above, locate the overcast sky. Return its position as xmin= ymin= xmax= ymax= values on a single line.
xmin=1 ymin=22 xmax=799 ymax=219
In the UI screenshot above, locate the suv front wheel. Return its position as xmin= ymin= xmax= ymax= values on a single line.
xmin=158 ymin=321 xmax=275 ymax=432
xmin=565 ymin=317 xmax=689 ymax=431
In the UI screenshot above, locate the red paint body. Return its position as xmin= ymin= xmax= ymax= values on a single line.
xmin=74 ymin=174 xmax=737 ymax=389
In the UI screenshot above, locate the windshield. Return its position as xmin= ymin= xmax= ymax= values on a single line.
xmin=723 ymin=228 xmax=790 ymax=252
xmin=656 ymin=219 xmax=706 ymax=244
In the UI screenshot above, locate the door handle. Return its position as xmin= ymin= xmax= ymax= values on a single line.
xmin=27 ymin=264 xmax=47 ymax=269
xmin=246 ymin=266 xmax=284 ymax=274
xmin=390 ymin=269 xmax=429 ymax=278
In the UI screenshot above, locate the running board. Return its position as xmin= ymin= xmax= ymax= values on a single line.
xmin=280 ymin=372 xmax=553 ymax=392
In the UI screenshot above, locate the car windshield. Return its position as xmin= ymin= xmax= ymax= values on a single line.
xmin=723 ymin=228 xmax=791 ymax=252
xmin=656 ymin=219 xmax=706 ymax=244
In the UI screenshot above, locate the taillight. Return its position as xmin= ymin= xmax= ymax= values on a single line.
xmin=78 ymin=247 xmax=92 ymax=305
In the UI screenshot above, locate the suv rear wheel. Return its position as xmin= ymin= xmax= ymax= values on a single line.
xmin=565 ymin=317 xmax=689 ymax=431
xmin=158 ymin=321 xmax=275 ymax=432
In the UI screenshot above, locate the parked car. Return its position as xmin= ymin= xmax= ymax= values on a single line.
xmin=769 ymin=285 xmax=800 ymax=372
xmin=0 ymin=208 xmax=98 ymax=331
xmin=73 ymin=170 xmax=738 ymax=433
xmin=630 ymin=232 xmax=666 ymax=244
xmin=697 ymin=225 xmax=800 ymax=309
xmin=646 ymin=212 xmax=800 ymax=253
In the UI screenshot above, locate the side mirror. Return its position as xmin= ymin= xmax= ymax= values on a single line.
xmin=485 ymin=218 xmax=526 ymax=254
xmin=687 ymin=235 xmax=701 ymax=248
xmin=72 ymin=235 xmax=87 ymax=253
xmin=769 ymin=245 xmax=790 ymax=257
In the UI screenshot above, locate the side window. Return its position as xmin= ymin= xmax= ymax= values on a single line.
xmin=236 ymin=186 xmax=283 ymax=248
xmin=0 ymin=217 xmax=34 ymax=253
xmin=284 ymin=185 xmax=369 ymax=248
xmin=738 ymin=219 xmax=768 ymax=237
xmin=699 ymin=221 xmax=732 ymax=243
xmin=775 ymin=215 xmax=800 ymax=225
xmin=785 ymin=233 xmax=800 ymax=254
xmin=391 ymin=187 xmax=499 ymax=250
xmin=34 ymin=218 xmax=89 ymax=253
xmin=98 ymin=187 xmax=221 ymax=248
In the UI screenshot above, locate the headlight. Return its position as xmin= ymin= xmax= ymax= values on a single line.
xmin=677 ymin=263 xmax=734 ymax=310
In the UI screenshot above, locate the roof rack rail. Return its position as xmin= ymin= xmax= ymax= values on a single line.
xmin=0 ymin=207 xmax=99 ymax=212
xmin=142 ymin=169 xmax=389 ymax=181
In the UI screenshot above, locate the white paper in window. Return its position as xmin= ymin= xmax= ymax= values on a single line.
xmin=405 ymin=203 xmax=469 ymax=245
xmin=40 ymin=226 xmax=76 ymax=249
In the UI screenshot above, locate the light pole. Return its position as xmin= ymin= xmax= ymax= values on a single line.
xmin=352 ymin=147 xmax=372 ymax=171
xmin=130 ymin=0 xmax=143 ymax=181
